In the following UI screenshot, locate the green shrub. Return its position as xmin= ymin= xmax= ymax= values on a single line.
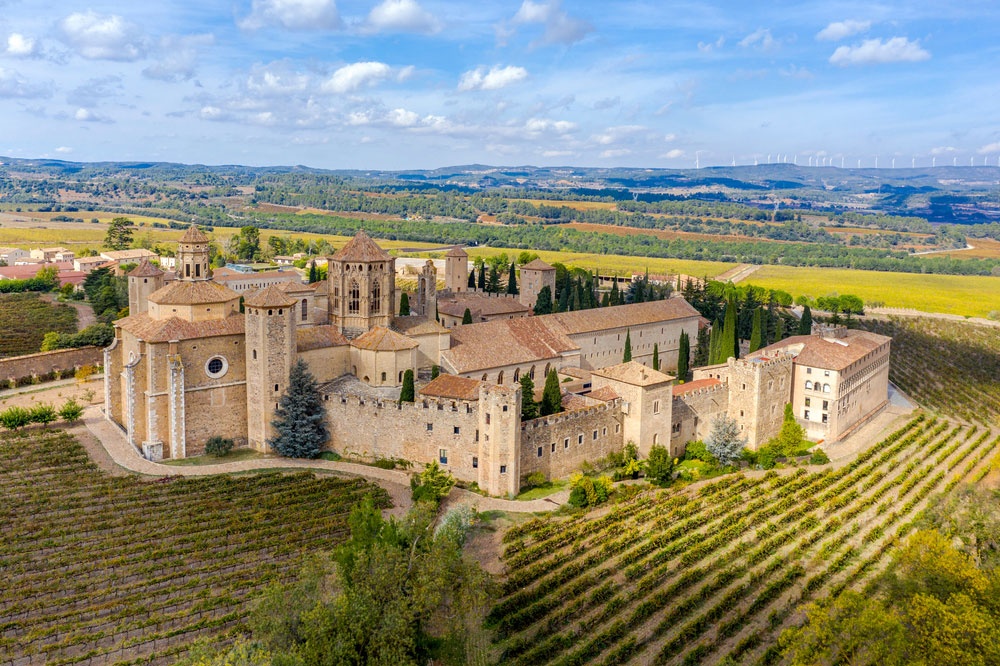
xmin=810 ymin=449 xmax=831 ymax=465
xmin=646 ymin=444 xmax=674 ymax=486
xmin=684 ymin=440 xmax=716 ymax=464
xmin=58 ymin=399 xmax=84 ymax=423
xmin=757 ymin=446 xmax=780 ymax=470
xmin=523 ymin=472 xmax=547 ymax=490
xmin=0 ymin=406 xmax=32 ymax=430
xmin=568 ymin=473 xmax=613 ymax=508
xmin=411 ymin=461 xmax=456 ymax=504
xmin=374 ymin=457 xmax=397 ymax=469
xmin=204 ymin=436 xmax=234 ymax=457
xmin=29 ymin=404 xmax=57 ymax=425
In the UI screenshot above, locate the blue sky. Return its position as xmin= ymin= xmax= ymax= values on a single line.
xmin=1 ymin=0 xmax=999 ymax=169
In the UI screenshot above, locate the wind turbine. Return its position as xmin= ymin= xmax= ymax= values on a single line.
xmin=841 ymin=156 xmax=845 ymax=168
xmin=874 ymin=155 xmax=878 ymax=169
xmin=767 ymin=153 xmax=771 ymax=164
xmin=732 ymin=155 xmax=736 ymax=167
xmin=808 ymin=156 xmax=813 ymax=167
xmin=857 ymin=159 xmax=862 ymax=168
xmin=971 ymin=156 xmax=975 ymax=167
xmin=892 ymin=157 xmax=896 ymax=169
xmin=932 ymin=156 xmax=937 ymax=167
xmin=953 ymin=157 xmax=957 ymax=167
xmin=912 ymin=157 xmax=916 ymax=169
xmin=793 ymin=154 xmax=798 ymax=165
xmin=754 ymin=156 xmax=758 ymax=166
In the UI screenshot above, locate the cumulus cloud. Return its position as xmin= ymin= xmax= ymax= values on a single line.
xmin=661 ymin=149 xmax=685 ymax=159
xmin=321 ymin=61 xmax=393 ymax=93
xmin=55 ymin=146 xmax=72 ymax=153
xmin=511 ymin=0 xmax=592 ymax=46
xmin=59 ymin=11 xmax=147 ymax=61
xmin=0 ymin=66 xmax=51 ymax=98
xmin=739 ymin=28 xmax=776 ymax=51
xmin=600 ymin=148 xmax=630 ymax=159
xmin=816 ymin=19 xmax=871 ymax=41
xmin=457 ymin=65 xmax=528 ymax=91
xmin=387 ymin=108 xmax=419 ymax=127
xmin=930 ymin=146 xmax=957 ymax=155
xmin=5 ymin=33 xmax=38 ymax=57
xmin=363 ymin=0 xmax=441 ymax=34
xmin=74 ymin=107 xmax=113 ymax=123
xmin=591 ymin=125 xmax=646 ymax=145
xmin=245 ymin=62 xmax=310 ymax=95
xmin=199 ymin=105 xmax=228 ymax=121
xmin=524 ymin=118 xmax=576 ymax=134
xmin=829 ymin=37 xmax=930 ymax=66
xmin=239 ymin=0 xmax=340 ymax=31
xmin=143 ymin=34 xmax=213 ymax=82
xmin=978 ymin=142 xmax=1000 ymax=154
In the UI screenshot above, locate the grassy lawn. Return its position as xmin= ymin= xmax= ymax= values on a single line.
xmin=161 ymin=448 xmax=264 ymax=466
xmin=746 ymin=265 xmax=1000 ymax=318
xmin=516 ymin=479 xmax=568 ymax=501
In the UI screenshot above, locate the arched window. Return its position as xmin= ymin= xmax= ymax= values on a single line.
xmin=370 ymin=280 xmax=382 ymax=314
xmin=482 ymin=373 xmax=488 ymax=381
xmin=497 ymin=371 xmax=505 ymax=385
xmin=301 ymin=298 xmax=308 ymax=321
xmin=805 ymin=380 xmax=813 ymax=390
xmin=529 ymin=365 xmax=535 ymax=380
xmin=544 ymin=363 xmax=551 ymax=377
xmin=349 ymin=280 xmax=360 ymax=314
xmin=823 ymin=383 xmax=831 ymax=393
xmin=513 ymin=368 xmax=520 ymax=382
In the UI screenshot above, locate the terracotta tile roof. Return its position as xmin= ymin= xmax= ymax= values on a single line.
xmin=561 ymin=393 xmax=593 ymax=411
xmin=559 ymin=366 xmax=592 ymax=380
xmin=419 ymin=374 xmax=484 ymax=401
xmin=128 ymin=258 xmax=164 ymax=278
xmin=213 ymin=270 xmax=298 ymax=283
xmin=761 ymin=330 xmax=890 ymax=371
xmin=150 ymin=280 xmax=240 ymax=305
xmin=244 ymin=285 xmax=298 ymax=308
xmin=331 ymin=229 xmax=391 ymax=262
xmin=117 ymin=313 xmax=244 ymax=342
xmin=393 ymin=316 xmax=448 ymax=336
xmin=588 ymin=386 xmax=620 ymax=402
xmin=546 ymin=298 xmax=700 ymax=336
xmin=444 ymin=247 xmax=468 ymax=258
xmin=0 ymin=262 xmax=72 ymax=279
xmin=296 ymin=325 xmax=349 ymax=352
xmin=521 ymin=258 xmax=555 ymax=271
xmin=351 ymin=326 xmax=419 ymax=352
xmin=180 ymin=225 xmax=209 ymax=243
xmin=100 ymin=249 xmax=159 ymax=261
xmin=276 ymin=280 xmax=315 ymax=294
xmin=592 ymin=361 xmax=675 ymax=386
xmin=673 ymin=378 xmax=722 ymax=396
xmin=438 ymin=293 xmax=529 ymax=318
xmin=443 ymin=316 xmax=578 ymax=373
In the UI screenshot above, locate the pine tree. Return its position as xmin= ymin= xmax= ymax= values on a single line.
xmin=506 ymin=263 xmax=518 ymax=295
xmin=400 ymin=369 xmax=415 ymax=403
xmin=103 ymin=217 xmax=135 ymax=250
xmin=467 ymin=269 xmax=475 ymax=289
xmin=399 ymin=292 xmax=410 ymax=316
xmin=677 ymin=330 xmax=690 ymax=380
xmin=540 ymin=369 xmax=563 ymax=416
xmin=269 ymin=359 xmax=328 ymax=459
xmin=533 ymin=285 xmax=553 ymax=315
xmin=799 ymin=305 xmax=813 ymax=335
xmin=652 ymin=343 xmax=660 ymax=371
xmin=749 ymin=308 xmax=763 ymax=353
xmin=477 ymin=266 xmax=486 ymax=291
xmin=461 ymin=308 xmax=473 ymax=325
xmin=623 ymin=329 xmax=632 ymax=363
xmin=520 ymin=374 xmax=538 ymax=421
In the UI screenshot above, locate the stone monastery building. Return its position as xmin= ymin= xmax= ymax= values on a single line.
xmin=105 ymin=227 xmax=891 ymax=496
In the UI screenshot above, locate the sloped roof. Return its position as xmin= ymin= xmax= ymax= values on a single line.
xmin=393 ymin=316 xmax=449 ymax=336
xmin=331 ymin=229 xmax=391 ymax=263
xmin=438 ymin=293 xmax=529 ymax=318
xmin=673 ymin=378 xmax=722 ymax=396
xmin=149 ymin=280 xmax=239 ymax=305
xmin=351 ymin=326 xmax=419 ymax=352
xmin=444 ymin=247 xmax=468 ymax=258
xmin=128 ymin=258 xmax=164 ymax=278
xmin=297 ymin=325 xmax=349 ymax=352
xmin=244 ymin=285 xmax=298 ymax=308
xmin=100 ymin=249 xmax=158 ymax=261
xmin=419 ymin=374 xmax=484 ymax=401
xmin=443 ymin=316 xmax=578 ymax=373
xmin=277 ymin=280 xmax=315 ymax=294
xmin=547 ymin=298 xmax=700 ymax=336
xmin=213 ymin=270 xmax=298 ymax=283
xmin=521 ymin=258 xmax=555 ymax=271
xmin=588 ymin=386 xmax=620 ymax=402
xmin=180 ymin=225 xmax=209 ymax=243
xmin=592 ymin=361 xmax=675 ymax=387
xmin=116 ymin=313 xmax=244 ymax=342
xmin=759 ymin=330 xmax=890 ymax=371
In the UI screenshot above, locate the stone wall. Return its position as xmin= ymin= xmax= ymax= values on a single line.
xmin=0 ymin=346 xmax=102 ymax=384
xmin=520 ymin=400 xmax=623 ymax=483
xmin=727 ymin=355 xmax=793 ymax=450
xmin=671 ymin=382 xmax=729 ymax=457
xmin=571 ymin=316 xmax=698 ymax=374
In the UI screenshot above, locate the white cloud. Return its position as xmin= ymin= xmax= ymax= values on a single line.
xmin=930 ymin=145 xmax=957 ymax=155
xmin=697 ymin=36 xmax=725 ymax=53
xmin=5 ymin=33 xmax=37 ymax=57
xmin=592 ymin=125 xmax=646 ymax=145
xmin=74 ymin=107 xmax=112 ymax=123
xmin=457 ymin=65 xmax=528 ymax=91
xmin=510 ymin=0 xmax=592 ymax=46
xmin=59 ymin=11 xmax=147 ymax=61
xmin=0 ymin=66 xmax=50 ymax=98
xmin=816 ymin=20 xmax=871 ymax=42
xmin=661 ymin=149 xmax=685 ymax=159
xmin=199 ymin=105 xmax=227 ymax=120
xmin=388 ymin=108 xmax=419 ymax=127
xmin=144 ymin=34 xmax=214 ymax=82
xmin=829 ymin=37 xmax=930 ymax=66
xmin=542 ymin=149 xmax=574 ymax=157
xmin=322 ymin=61 xmax=392 ymax=93
xmin=55 ymin=146 xmax=72 ymax=153
xmin=239 ymin=0 xmax=340 ymax=31
xmin=363 ymin=0 xmax=441 ymax=34
xmin=525 ymin=118 xmax=576 ymax=134
xmin=600 ymin=148 xmax=630 ymax=159
xmin=245 ymin=62 xmax=310 ymax=95
xmin=978 ymin=142 xmax=1000 ymax=154
xmin=739 ymin=28 xmax=776 ymax=51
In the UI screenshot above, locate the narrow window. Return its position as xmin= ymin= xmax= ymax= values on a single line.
xmin=195 ymin=264 xmax=201 ymax=277
xmin=349 ymin=279 xmax=360 ymax=314
xmin=500 ymin=465 xmax=507 ymax=474
xmin=371 ymin=280 xmax=382 ymax=314
xmin=564 ymin=437 xmax=569 ymax=449
xmin=486 ymin=413 xmax=491 ymax=425
xmin=454 ymin=426 xmax=460 ymax=434
xmin=439 ymin=449 xmax=447 ymax=464
xmin=381 ymin=372 xmax=386 ymax=382
xmin=537 ymin=447 xmax=543 ymax=458
xmin=252 ymin=349 xmax=257 ymax=360
xmin=472 ymin=456 xmax=478 ymax=468
xmin=653 ymin=400 xmax=660 ymax=414
xmin=593 ymin=430 xmax=598 ymax=440
xmin=578 ymin=434 xmax=583 ymax=444
xmin=426 ymin=423 xmax=433 ymax=431
xmin=301 ymin=299 xmax=308 ymax=321
xmin=551 ymin=442 xmax=556 ymax=452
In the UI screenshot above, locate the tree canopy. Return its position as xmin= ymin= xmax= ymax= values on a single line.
xmin=269 ymin=359 xmax=328 ymax=459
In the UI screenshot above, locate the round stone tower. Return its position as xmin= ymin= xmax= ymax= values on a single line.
xmin=244 ymin=285 xmax=297 ymax=452
xmin=326 ymin=230 xmax=395 ymax=337
xmin=127 ymin=258 xmax=164 ymax=316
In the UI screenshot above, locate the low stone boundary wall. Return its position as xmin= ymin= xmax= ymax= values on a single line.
xmin=0 ymin=346 xmax=103 ymax=387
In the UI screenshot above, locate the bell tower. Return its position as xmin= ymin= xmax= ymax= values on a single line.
xmin=177 ymin=224 xmax=211 ymax=281
xmin=127 ymin=259 xmax=164 ymax=315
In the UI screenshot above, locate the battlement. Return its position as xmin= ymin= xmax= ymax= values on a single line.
xmin=521 ymin=397 xmax=621 ymax=432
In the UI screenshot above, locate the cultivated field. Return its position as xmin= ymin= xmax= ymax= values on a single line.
xmin=940 ymin=237 xmax=1000 ymax=259
xmin=0 ymin=293 xmax=77 ymax=358
xmin=0 ymin=430 xmax=389 ymax=666
xmin=746 ymin=265 xmax=1000 ymax=318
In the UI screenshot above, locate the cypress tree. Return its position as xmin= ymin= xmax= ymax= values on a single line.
xmin=749 ymin=308 xmax=763 ymax=353
xmin=308 ymin=262 xmax=318 ymax=284
xmin=400 ymin=369 xmax=415 ymax=403
xmin=652 ymin=343 xmax=660 ymax=371
xmin=694 ymin=324 xmax=711 ymax=367
xmin=477 ymin=266 xmax=486 ymax=291
xmin=533 ymin=285 xmax=553 ymax=315
xmin=799 ymin=305 xmax=813 ymax=335
xmin=487 ymin=267 xmax=500 ymax=293
xmin=709 ymin=318 xmax=722 ymax=365
xmin=775 ymin=316 xmax=786 ymax=343
xmin=723 ymin=297 xmax=738 ymax=360
xmin=677 ymin=330 xmax=690 ymax=380
xmin=601 ymin=292 xmax=610 ymax=307
xmin=431 ymin=365 xmax=440 ymax=379
xmin=540 ymin=369 xmax=563 ymax=416
xmin=557 ymin=287 xmax=569 ymax=312
xmin=399 ymin=292 xmax=410 ymax=316
xmin=570 ymin=282 xmax=581 ymax=311
xmin=269 ymin=359 xmax=328 ymax=459
xmin=506 ymin=263 xmax=518 ymax=295
xmin=610 ymin=277 xmax=620 ymax=305
xmin=519 ymin=374 xmax=538 ymax=421
xmin=623 ymin=329 xmax=632 ymax=363
xmin=467 ymin=269 xmax=475 ymax=289
xmin=461 ymin=308 xmax=473 ymax=325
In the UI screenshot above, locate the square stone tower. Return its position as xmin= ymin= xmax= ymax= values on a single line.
xmin=245 ymin=285 xmax=298 ymax=451
xmin=477 ymin=383 xmax=521 ymax=497
xmin=518 ymin=258 xmax=556 ymax=310
xmin=726 ymin=354 xmax=794 ymax=450
xmin=444 ymin=247 xmax=469 ymax=293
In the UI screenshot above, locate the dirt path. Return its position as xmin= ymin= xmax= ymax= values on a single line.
xmin=716 ymin=263 xmax=760 ymax=283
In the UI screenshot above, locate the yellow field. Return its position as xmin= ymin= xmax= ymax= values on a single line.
xmin=939 ymin=237 xmax=1000 ymax=259
xmin=747 ymin=265 xmax=1000 ymax=317
xmin=523 ymin=199 xmax=617 ymax=211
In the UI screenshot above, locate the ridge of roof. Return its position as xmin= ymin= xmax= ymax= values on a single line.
xmin=244 ymin=284 xmax=298 ymax=308
xmin=331 ymin=229 xmax=391 ymax=263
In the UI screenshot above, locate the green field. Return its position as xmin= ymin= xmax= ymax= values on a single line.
xmin=746 ymin=265 xmax=1000 ymax=318
xmin=0 ymin=293 xmax=77 ymax=358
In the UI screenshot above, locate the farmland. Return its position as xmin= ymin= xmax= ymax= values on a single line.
xmin=0 ymin=293 xmax=78 ymax=358
xmin=0 ymin=429 xmax=389 ymax=666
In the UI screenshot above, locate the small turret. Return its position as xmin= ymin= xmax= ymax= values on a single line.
xmin=127 ymin=258 xmax=164 ymax=315
xmin=177 ymin=224 xmax=211 ymax=281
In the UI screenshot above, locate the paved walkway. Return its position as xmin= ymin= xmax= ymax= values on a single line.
xmin=81 ymin=406 xmax=566 ymax=514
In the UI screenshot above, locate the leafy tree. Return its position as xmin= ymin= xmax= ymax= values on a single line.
xmin=205 ymin=436 xmax=234 ymax=457
xmin=652 ymin=342 xmax=659 ymax=371
xmin=58 ymin=399 xmax=84 ymax=423
xmin=772 ymin=403 xmax=807 ymax=456
xmin=705 ymin=414 xmax=746 ymax=467
xmin=533 ymin=285 xmax=553 ymax=315
xmin=461 ymin=307 xmax=473 ymax=325
xmin=646 ymin=444 xmax=674 ymax=486
xmin=540 ymin=369 xmax=562 ymax=416
xmin=103 ymin=217 xmax=134 ymax=250
xmin=677 ymin=330 xmax=690 ymax=379
xmin=749 ymin=308 xmax=763 ymax=353
xmin=799 ymin=305 xmax=813 ymax=335
xmin=411 ymin=460 xmax=456 ymax=504
xmin=29 ymin=404 xmax=57 ymax=425
xmin=506 ymin=262 xmax=518 ymax=295
xmin=0 ymin=407 xmax=32 ymax=430
xmin=40 ymin=323 xmax=114 ymax=351
xmin=623 ymin=329 xmax=632 ymax=363
xmin=568 ymin=473 xmax=614 ymax=508
xmin=519 ymin=374 xmax=538 ymax=421
xmin=399 ymin=291 xmax=410 ymax=316
xmin=269 ymin=359 xmax=328 ymax=459
xmin=234 ymin=225 xmax=261 ymax=261
xmin=400 ymin=369 xmax=415 ymax=403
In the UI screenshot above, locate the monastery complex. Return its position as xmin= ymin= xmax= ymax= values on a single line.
xmin=105 ymin=227 xmax=891 ymax=496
